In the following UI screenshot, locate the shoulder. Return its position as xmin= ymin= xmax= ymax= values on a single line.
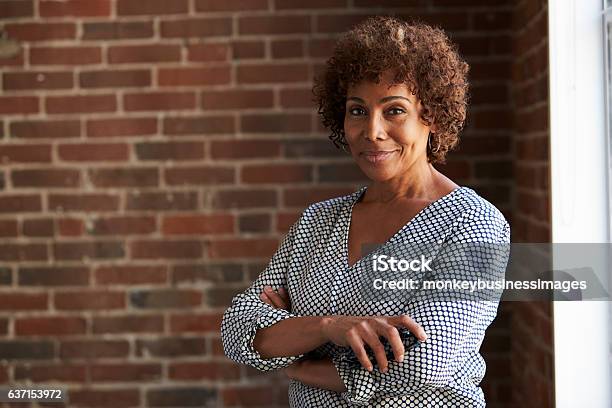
xmin=447 ymin=187 xmax=511 ymax=243
xmin=298 ymin=186 xmax=365 ymax=225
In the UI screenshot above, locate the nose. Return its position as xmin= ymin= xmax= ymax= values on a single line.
xmin=363 ymin=111 xmax=387 ymax=141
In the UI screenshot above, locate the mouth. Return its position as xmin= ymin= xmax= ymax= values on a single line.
xmin=360 ymin=150 xmax=398 ymax=164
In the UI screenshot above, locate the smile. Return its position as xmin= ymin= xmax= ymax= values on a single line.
xmin=360 ymin=150 xmax=397 ymax=164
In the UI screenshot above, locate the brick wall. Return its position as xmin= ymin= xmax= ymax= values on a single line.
xmin=0 ymin=0 xmax=539 ymax=407
xmin=510 ymin=0 xmax=554 ymax=407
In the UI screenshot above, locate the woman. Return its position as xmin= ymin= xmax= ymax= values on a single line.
xmin=221 ymin=16 xmax=510 ymax=407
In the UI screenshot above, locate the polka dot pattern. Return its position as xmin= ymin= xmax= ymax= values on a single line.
xmin=221 ymin=185 xmax=511 ymax=407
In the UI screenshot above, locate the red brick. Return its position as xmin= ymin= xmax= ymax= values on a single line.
xmin=169 ymin=361 xmax=240 ymax=381
xmin=238 ymin=214 xmax=271 ymax=233
xmin=58 ymin=218 xmax=84 ymax=236
xmin=147 ymin=387 xmax=217 ymax=406
xmin=211 ymin=189 xmax=277 ymax=209
xmin=40 ymin=0 xmax=111 ymax=17
xmin=0 ymin=293 xmax=47 ymax=311
xmin=126 ymin=191 xmax=198 ymax=211
xmin=169 ymin=313 xmax=223 ymax=333
xmin=15 ymin=317 xmax=86 ymax=336
xmin=277 ymin=212 xmax=301 ymax=231
xmin=239 ymin=15 xmax=311 ymax=35
xmin=87 ymin=117 xmax=157 ymax=138
xmin=187 ymin=43 xmax=230 ymax=62
xmin=82 ymin=21 xmax=153 ymax=40
xmin=4 ymin=22 xmax=75 ymax=41
xmin=130 ymin=289 xmax=202 ymax=309
xmin=135 ymin=141 xmax=205 ymax=161
xmin=117 ymin=0 xmax=188 ymax=15
xmin=279 ymin=88 xmax=316 ymax=108
xmin=318 ymin=163 xmax=367 ymax=182
xmin=172 ymin=263 xmax=243 ymax=284
xmin=136 ymin=337 xmax=206 ymax=357
xmin=201 ymin=90 xmax=273 ymax=110
xmin=3 ymin=71 xmax=73 ymax=91
xmin=15 ymin=364 xmax=86 ymax=382
xmin=208 ymin=238 xmax=278 ymax=258
xmin=241 ymin=113 xmax=311 ymax=133
xmin=272 ymin=39 xmax=305 ymax=58
xmin=0 ymin=1 xmax=33 ymax=18
xmin=165 ymin=166 xmax=235 ymax=185
xmin=108 ymin=44 xmax=181 ymax=63
xmin=0 ymin=220 xmax=18 ymax=237
xmin=90 ymin=216 xmax=156 ymax=235
xmin=69 ymin=389 xmax=140 ymax=407
xmin=162 ymin=214 xmax=234 ymax=235
xmin=22 ymin=218 xmax=54 ymax=237
xmin=124 ymin=92 xmax=195 ymax=111
xmin=49 ymin=194 xmax=119 ymax=212
xmin=12 ymin=169 xmax=80 ymax=188
xmin=158 ymin=66 xmax=231 ymax=86
xmin=163 ymin=116 xmax=234 ymax=135
xmin=55 ymin=290 xmax=125 ymax=310
xmin=237 ymin=63 xmax=309 ymax=83
xmin=53 ymin=241 xmax=124 ymax=260
xmin=18 ymin=266 xmax=89 ymax=286
xmin=90 ymin=363 xmax=162 ymax=382
xmin=30 ymin=46 xmax=101 ymax=65
xmin=88 ymin=168 xmax=158 ymax=188
xmin=0 ymin=144 xmax=51 ymax=163
xmin=210 ymin=140 xmax=281 ymax=159
xmin=95 ymin=265 xmax=167 ymax=285
xmin=232 ymin=40 xmax=265 ymax=59
xmin=0 ymin=244 xmax=48 ymax=261
xmin=0 ymin=49 xmax=25 ymax=67
xmin=283 ymin=186 xmax=354 ymax=207
xmin=46 ymin=94 xmax=116 ymax=114
xmin=0 ymin=96 xmax=39 ymax=114
xmin=195 ymin=0 xmax=268 ymax=11
xmin=92 ymin=315 xmax=164 ymax=334
xmin=242 ymin=164 xmax=312 ymax=184
xmin=80 ymin=69 xmax=151 ymax=88
xmin=58 ymin=143 xmax=129 ymax=162
xmin=222 ymin=386 xmax=276 ymax=406
xmin=10 ymin=120 xmax=80 ymax=139
xmin=131 ymin=240 xmax=203 ymax=259
xmin=160 ymin=18 xmax=231 ymax=38
xmin=0 ymin=195 xmax=42 ymax=213
xmin=60 ymin=340 xmax=129 ymax=359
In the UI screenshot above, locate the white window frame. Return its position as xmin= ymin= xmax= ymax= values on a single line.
xmin=549 ymin=0 xmax=611 ymax=406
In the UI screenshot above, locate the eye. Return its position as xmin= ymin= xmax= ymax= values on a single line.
xmin=348 ymin=106 xmax=366 ymax=116
xmin=386 ymin=107 xmax=406 ymax=115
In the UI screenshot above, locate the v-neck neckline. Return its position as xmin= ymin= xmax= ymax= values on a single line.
xmin=343 ymin=185 xmax=465 ymax=270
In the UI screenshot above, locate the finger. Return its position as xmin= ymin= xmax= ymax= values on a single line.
xmin=346 ymin=330 xmax=373 ymax=372
xmin=393 ymin=315 xmax=427 ymax=342
xmin=263 ymin=286 xmax=288 ymax=310
xmin=259 ymin=291 xmax=274 ymax=306
xmin=278 ymin=287 xmax=290 ymax=305
xmin=360 ymin=324 xmax=388 ymax=373
xmin=376 ymin=321 xmax=404 ymax=363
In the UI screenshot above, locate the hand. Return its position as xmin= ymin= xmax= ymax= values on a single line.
xmin=259 ymin=285 xmax=291 ymax=311
xmin=321 ymin=315 xmax=427 ymax=373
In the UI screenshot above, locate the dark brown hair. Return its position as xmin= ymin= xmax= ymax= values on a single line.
xmin=312 ymin=16 xmax=470 ymax=164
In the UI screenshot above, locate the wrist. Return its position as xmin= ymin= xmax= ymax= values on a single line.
xmin=319 ymin=316 xmax=333 ymax=341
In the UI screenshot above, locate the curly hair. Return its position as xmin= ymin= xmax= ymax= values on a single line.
xmin=312 ymin=16 xmax=469 ymax=164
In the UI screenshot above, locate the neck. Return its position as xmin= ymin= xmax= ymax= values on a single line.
xmin=363 ymin=160 xmax=443 ymax=204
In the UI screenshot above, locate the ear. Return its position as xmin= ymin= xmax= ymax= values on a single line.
xmin=429 ymin=123 xmax=438 ymax=134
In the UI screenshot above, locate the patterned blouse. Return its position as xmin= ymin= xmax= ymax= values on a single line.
xmin=221 ymin=185 xmax=511 ymax=407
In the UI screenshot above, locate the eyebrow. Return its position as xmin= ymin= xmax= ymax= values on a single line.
xmin=346 ymin=96 xmax=412 ymax=104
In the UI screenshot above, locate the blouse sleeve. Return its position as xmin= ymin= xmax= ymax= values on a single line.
xmin=220 ymin=216 xmax=306 ymax=371
xmin=333 ymin=206 xmax=511 ymax=405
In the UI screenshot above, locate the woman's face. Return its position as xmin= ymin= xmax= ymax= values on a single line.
xmin=344 ymin=71 xmax=433 ymax=182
